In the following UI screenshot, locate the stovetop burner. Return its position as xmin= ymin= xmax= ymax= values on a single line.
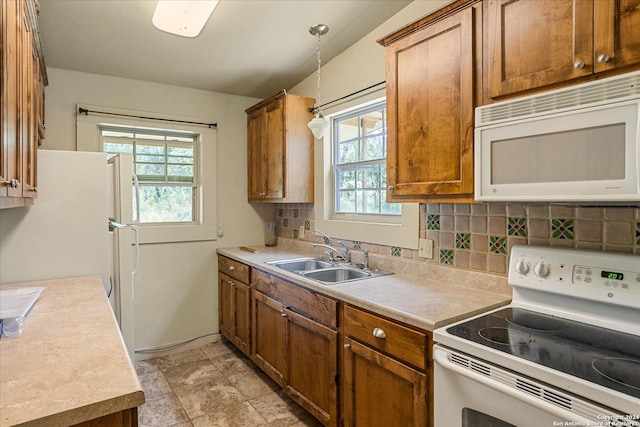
xmin=478 ymin=327 xmax=533 ymax=346
xmin=446 ymin=307 xmax=640 ymax=399
xmin=505 ymin=311 xmax=568 ymax=332
xmin=593 ymin=358 xmax=640 ymax=391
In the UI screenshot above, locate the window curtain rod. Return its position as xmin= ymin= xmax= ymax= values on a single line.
xmin=77 ymin=107 xmax=217 ymax=129
xmin=309 ymin=81 xmax=386 ymax=113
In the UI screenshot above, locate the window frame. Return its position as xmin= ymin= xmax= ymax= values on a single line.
xmin=313 ymin=96 xmax=419 ymax=250
xmin=76 ymin=104 xmax=217 ymax=244
xmin=100 ymin=125 xmax=200 ymax=225
xmin=332 ymin=101 xmax=401 ymax=217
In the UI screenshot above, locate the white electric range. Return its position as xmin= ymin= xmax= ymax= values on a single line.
xmin=433 ymin=245 xmax=640 ymax=427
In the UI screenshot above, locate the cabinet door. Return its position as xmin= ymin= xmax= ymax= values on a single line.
xmin=247 ymin=108 xmax=265 ymax=200
xmin=343 ymin=338 xmax=427 ymax=427
xmin=594 ymin=0 xmax=640 ymax=73
xmin=218 ymin=273 xmax=234 ymax=341
xmin=20 ymin=0 xmax=36 ymax=199
xmin=263 ymin=98 xmax=285 ymax=199
xmin=251 ymin=290 xmax=286 ymax=387
xmin=386 ymin=7 xmax=474 ymax=200
xmin=1 ymin=0 xmax=22 ymax=199
xmin=285 ymin=309 xmax=338 ymax=427
xmin=218 ymin=272 xmax=251 ymax=355
xmin=487 ymin=0 xmax=594 ymax=98
xmin=233 ymin=279 xmax=250 ymax=355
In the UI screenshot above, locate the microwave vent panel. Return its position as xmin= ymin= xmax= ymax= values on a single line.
xmin=477 ymin=72 xmax=640 ymax=126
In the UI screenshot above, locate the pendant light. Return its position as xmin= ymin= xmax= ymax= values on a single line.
xmin=308 ymin=24 xmax=330 ymax=140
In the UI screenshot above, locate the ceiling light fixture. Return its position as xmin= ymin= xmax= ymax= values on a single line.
xmin=152 ymin=0 xmax=218 ymax=38
xmin=308 ymin=24 xmax=330 ymax=140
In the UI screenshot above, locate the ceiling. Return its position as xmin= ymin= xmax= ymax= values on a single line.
xmin=38 ymin=0 xmax=413 ymax=99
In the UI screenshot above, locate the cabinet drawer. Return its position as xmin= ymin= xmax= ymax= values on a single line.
xmin=218 ymin=255 xmax=250 ymax=283
xmin=344 ymin=305 xmax=427 ymax=370
xmin=252 ymin=269 xmax=337 ymax=328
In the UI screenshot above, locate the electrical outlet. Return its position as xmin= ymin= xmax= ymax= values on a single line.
xmin=299 ymin=226 xmax=305 ymax=239
xmin=418 ymin=238 xmax=434 ymax=259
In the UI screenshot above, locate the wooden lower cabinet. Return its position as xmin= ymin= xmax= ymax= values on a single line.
xmin=250 ymin=267 xmax=340 ymax=426
xmin=285 ymin=309 xmax=338 ymax=425
xmin=342 ymin=305 xmax=431 ymax=427
xmin=343 ymin=338 xmax=427 ymax=427
xmin=251 ymin=289 xmax=287 ymax=386
xmin=218 ymin=256 xmax=251 ymax=356
xmin=218 ymin=272 xmax=250 ymax=355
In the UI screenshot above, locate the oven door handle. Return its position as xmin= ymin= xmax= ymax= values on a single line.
xmin=434 ymin=348 xmax=593 ymax=423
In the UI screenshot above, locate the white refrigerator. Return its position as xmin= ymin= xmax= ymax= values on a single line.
xmin=0 ymin=150 xmax=137 ymax=361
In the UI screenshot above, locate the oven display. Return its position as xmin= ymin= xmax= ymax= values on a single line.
xmin=601 ymin=270 xmax=624 ymax=280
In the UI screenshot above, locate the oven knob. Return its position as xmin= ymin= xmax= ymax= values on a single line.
xmin=514 ymin=259 xmax=530 ymax=275
xmin=534 ymin=262 xmax=551 ymax=278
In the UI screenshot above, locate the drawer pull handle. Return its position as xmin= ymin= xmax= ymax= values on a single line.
xmin=228 ymin=265 xmax=236 ymax=271
xmin=228 ymin=281 xmax=235 ymax=286
xmin=372 ymin=327 xmax=386 ymax=339
xmin=280 ymin=310 xmax=287 ymax=318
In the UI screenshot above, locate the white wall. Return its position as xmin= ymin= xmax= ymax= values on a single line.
xmin=39 ymin=68 xmax=273 ymax=351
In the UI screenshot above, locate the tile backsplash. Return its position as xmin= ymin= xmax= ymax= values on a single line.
xmin=274 ymin=203 xmax=640 ymax=277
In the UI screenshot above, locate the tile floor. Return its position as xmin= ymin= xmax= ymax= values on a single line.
xmin=135 ymin=339 xmax=324 ymax=427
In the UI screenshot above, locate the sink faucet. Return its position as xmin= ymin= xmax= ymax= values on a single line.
xmin=312 ymin=229 xmax=351 ymax=263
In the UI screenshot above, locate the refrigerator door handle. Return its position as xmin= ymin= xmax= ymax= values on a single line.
xmin=132 ymin=174 xmax=140 ymax=224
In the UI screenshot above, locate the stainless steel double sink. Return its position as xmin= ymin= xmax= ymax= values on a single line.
xmin=266 ymin=257 xmax=393 ymax=285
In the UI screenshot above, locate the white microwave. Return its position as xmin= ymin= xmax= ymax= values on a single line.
xmin=474 ymin=71 xmax=640 ymax=204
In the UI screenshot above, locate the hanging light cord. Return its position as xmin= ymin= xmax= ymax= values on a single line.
xmin=314 ymin=31 xmax=323 ymax=116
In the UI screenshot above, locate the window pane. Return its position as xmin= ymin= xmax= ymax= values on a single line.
xmin=104 ymin=141 xmax=133 ymax=154
xmin=336 ymin=168 xmax=356 ymax=190
xmin=338 ymin=117 xmax=360 ymax=142
xmin=136 ymin=143 xmax=165 ymax=155
xmin=136 ymin=154 xmax=165 ymax=163
xmin=336 ymin=190 xmax=356 ymax=213
xmin=167 ymin=164 xmax=194 ymax=182
xmin=361 ymin=190 xmax=380 ymax=213
xmin=138 ymin=185 xmax=194 ymax=222
xmin=336 ymin=140 xmax=359 ymax=165
xmin=362 ymin=135 xmax=385 ymax=160
xmin=136 ymin=163 xmax=165 ymax=179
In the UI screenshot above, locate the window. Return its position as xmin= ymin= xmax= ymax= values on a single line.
xmin=313 ymin=96 xmax=418 ymax=250
xmin=101 ymin=125 xmax=199 ymax=223
xmin=333 ymin=101 xmax=400 ymax=216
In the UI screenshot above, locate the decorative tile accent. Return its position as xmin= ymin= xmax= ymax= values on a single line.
xmin=440 ymin=249 xmax=454 ymax=264
xmin=637 ymin=222 xmax=640 ymax=245
xmin=427 ymin=214 xmax=440 ymax=230
xmin=353 ymin=241 xmax=362 ymax=250
xmin=391 ymin=247 xmax=402 ymax=257
xmin=283 ymin=218 xmax=288 ymax=228
xmin=278 ymin=208 xmax=284 ymax=217
xmin=455 ymin=233 xmax=470 ymax=250
xmin=508 ymin=217 xmax=526 ymax=236
xmin=293 ymin=208 xmax=299 ymax=218
xmin=489 ymin=236 xmax=507 ymax=254
xmin=551 ymin=218 xmax=574 ymax=240
xmin=304 ymin=220 xmax=311 ymax=231
xmin=293 ymin=229 xmax=299 ymax=239
xmin=323 ymin=237 xmax=331 ymax=245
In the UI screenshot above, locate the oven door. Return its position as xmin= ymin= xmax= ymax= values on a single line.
xmin=434 ymin=345 xmax=625 ymax=427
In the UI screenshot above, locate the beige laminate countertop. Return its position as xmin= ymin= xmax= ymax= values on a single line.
xmin=217 ymin=246 xmax=512 ymax=332
xmin=0 ymin=276 xmax=144 ymax=427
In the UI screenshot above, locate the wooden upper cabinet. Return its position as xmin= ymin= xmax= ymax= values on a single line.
xmin=1 ymin=0 xmax=47 ymax=209
xmin=246 ymin=91 xmax=315 ymax=203
xmin=380 ymin=2 xmax=479 ymax=202
xmin=487 ymin=0 xmax=640 ymax=99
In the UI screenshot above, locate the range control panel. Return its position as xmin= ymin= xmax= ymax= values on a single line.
xmin=509 ymin=245 xmax=640 ymax=308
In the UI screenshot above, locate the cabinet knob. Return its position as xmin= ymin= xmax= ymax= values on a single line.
xmin=227 ymin=281 xmax=235 ymax=286
xmin=597 ymin=53 xmax=610 ymax=63
xmin=344 ymin=343 xmax=351 ymax=349
xmin=228 ymin=265 xmax=236 ymax=271
xmin=280 ymin=310 xmax=287 ymax=318
xmin=573 ymin=59 xmax=585 ymax=69
xmin=372 ymin=327 xmax=386 ymax=339
xmin=387 ymin=186 xmax=394 ymax=191
xmin=1 ymin=179 xmax=20 ymax=189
